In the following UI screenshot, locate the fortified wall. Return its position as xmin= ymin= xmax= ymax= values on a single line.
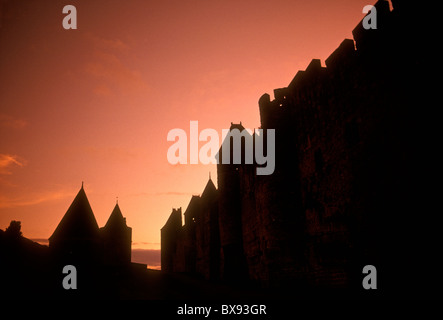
xmin=162 ymin=1 xmax=434 ymax=293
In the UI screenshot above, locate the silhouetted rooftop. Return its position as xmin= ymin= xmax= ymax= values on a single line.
xmin=49 ymin=185 xmax=100 ymax=244
xmin=201 ymin=177 xmax=216 ymax=198
xmin=229 ymin=122 xmax=245 ymax=131
xmin=103 ymin=203 xmax=127 ymax=229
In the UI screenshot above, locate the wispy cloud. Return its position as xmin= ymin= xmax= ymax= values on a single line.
xmin=0 ymin=114 xmax=27 ymax=129
xmin=130 ymin=191 xmax=196 ymax=198
xmin=83 ymin=146 xmax=140 ymax=162
xmin=83 ymin=34 xmax=149 ymax=97
xmin=159 ymin=191 xmax=195 ymax=196
xmin=132 ymin=241 xmax=161 ymax=250
xmin=132 ymin=241 xmax=160 ymax=246
xmin=0 ymin=190 xmax=74 ymax=209
xmin=0 ymin=154 xmax=25 ymax=175
xmin=131 ymin=249 xmax=161 ymax=269
xmin=86 ymin=51 xmax=149 ymax=95
xmin=87 ymin=35 xmax=130 ymax=53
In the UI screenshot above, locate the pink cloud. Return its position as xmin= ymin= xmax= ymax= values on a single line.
xmin=0 ymin=189 xmax=74 ymax=209
xmin=0 ymin=114 xmax=27 ymax=129
xmin=131 ymin=249 xmax=161 ymax=269
xmin=83 ymin=34 xmax=149 ymax=96
xmin=0 ymin=154 xmax=25 ymax=175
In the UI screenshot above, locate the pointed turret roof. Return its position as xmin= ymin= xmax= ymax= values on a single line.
xmin=103 ymin=203 xmax=128 ymax=229
xmin=49 ymin=185 xmax=100 ymax=243
xmin=201 ymin=176 xmax=217 ymax=199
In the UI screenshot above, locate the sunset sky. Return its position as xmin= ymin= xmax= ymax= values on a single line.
xmin=0 ymin=0 xmax=374 ymax=267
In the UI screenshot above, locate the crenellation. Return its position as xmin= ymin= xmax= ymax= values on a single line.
xmin=352 ymin=0 xmax=391 ymax=53
xmin=325 ymin=39 xmax=356 ymax=71
xmin=161 ymin=0 xmax=432 ymax=293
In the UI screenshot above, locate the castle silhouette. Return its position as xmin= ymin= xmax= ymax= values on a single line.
xmin=0 ymin=184 xmax=140 ymax=298
xmin=1 ymin=0 xmax=439 ymax=299
xmin=161 ymin=0 xmax=440 ymax=296
xmin=49 ymin=183 xmax=132 ymax=267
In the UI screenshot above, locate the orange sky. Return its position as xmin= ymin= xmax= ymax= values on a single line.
xmin=0 ymin=0 xmax=373 ymax=256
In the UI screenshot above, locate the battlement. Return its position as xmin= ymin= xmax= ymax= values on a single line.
xmin=324 ymin=39 xmax=355 ymax=71
xmin=161 ymin=207 xmax=182 ymax=230
xmin=259 ymin=0 xmax=406 ymax=131
xmin=161 ymin=0 xmax=432 ymax=293
xmin=352 ymin=0 xmax=391 ymax=53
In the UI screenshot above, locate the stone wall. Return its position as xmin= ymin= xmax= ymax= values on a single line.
xmin=162 ymin=0 xmax=437 ymax=294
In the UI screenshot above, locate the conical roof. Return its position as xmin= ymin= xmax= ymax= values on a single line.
xmin=104 ymin=203 xmax=127 ymax=229
xmin=201 ymin=177 xmax=217 ymax=199
xmin=49 ymin=185 xmax=100 ymax=243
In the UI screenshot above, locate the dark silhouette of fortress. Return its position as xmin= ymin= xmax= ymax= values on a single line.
xmin=161 ymin=0 xmax=439 ymax=295
xmin=0 ymin=0 xmax=438 ymax=299
xmin=161 ymin=177 xmax=220 ymax=280
xmin=0 ymin=185 xmax=137 ymax=298
xmin=49 ymin=184 xmax=132 ymax=266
